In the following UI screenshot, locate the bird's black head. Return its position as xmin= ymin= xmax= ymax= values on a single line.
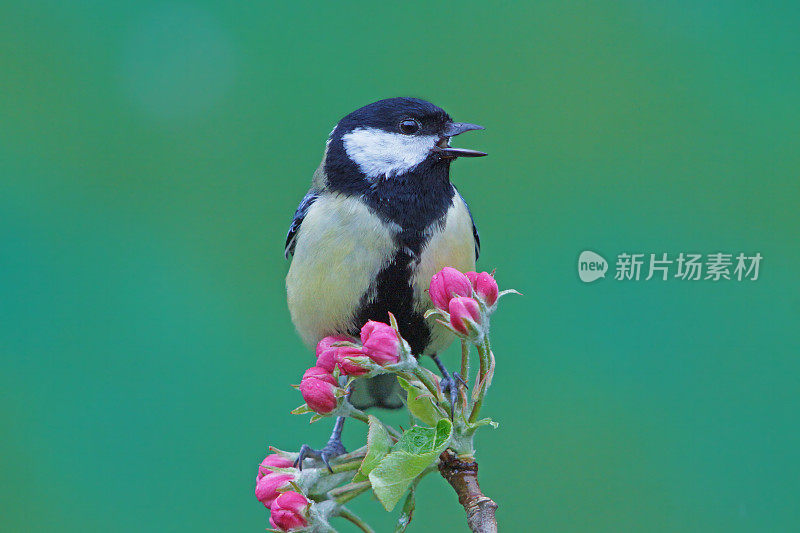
xmin=322 ymin=97 xmax=485 ymax=193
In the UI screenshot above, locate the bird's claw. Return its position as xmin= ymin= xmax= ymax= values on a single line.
xmin=440 ymin=372 xmax=468 ymax=420
xmin=293 ymin=438 xmax=347 ymax=472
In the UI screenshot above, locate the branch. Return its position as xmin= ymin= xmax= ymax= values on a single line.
xmin=438 ymin=450 xmax=498 ymax=533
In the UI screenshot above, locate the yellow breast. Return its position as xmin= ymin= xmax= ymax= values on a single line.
xmin=286 ymin=193 xmax=399 ymax=347
xmin=287 ymin=192 xmax=477 ymax=357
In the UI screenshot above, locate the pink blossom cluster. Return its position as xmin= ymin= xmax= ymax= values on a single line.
xmin=254 ymin=453 xmax=309 ymax=531
xmin=429 ymin=267 xmax=499 ymax=334
xmin=299 ymin=320 xmax=402 ymax=414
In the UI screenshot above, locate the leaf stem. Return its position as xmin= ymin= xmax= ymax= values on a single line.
xmin=461 ymin=340 xmax=470 ymax=385
xmin=468 ymin=336 xmax=492 ymax=423
xmin=329 ymin=480 xmax=371 ymax=504
xmin=411 ymin=366 xmax=441 ymax=401
xmin=347 ymin=406 xmax=370 ymax=424
xmin=338 ymin=506 xmax=375 ymax=533
xmin=330 ymin=459 xmax=364 ymax=473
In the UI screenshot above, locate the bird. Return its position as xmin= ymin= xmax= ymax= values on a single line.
xmin=284 ymin=97 xmax=485 ymax=468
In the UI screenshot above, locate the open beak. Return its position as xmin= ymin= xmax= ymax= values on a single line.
xmin=435 ymin=122 xmax=487 ymax=159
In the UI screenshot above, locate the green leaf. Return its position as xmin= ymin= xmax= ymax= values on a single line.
xmin=423 ymin=308 xmax=444 ymax=320
xmin=388 ymin=311 xmax=400 ymax=331
xmin=393 ymin=419 xmax=450 ymax=455
xmin=353 ymin=415 xmax=391 ymax=482
xmin=433 ymin=419 xmax=451 ymax=448
xmin=472 ymin=417 xmax=499 ymax=429
xmin=290 ymin=403 xmax=311 ymax=415
xmin=368 ymin=452 xmax=433 ymax=511
xmin=397 ymin=377 xmax=440 ymax=426
xmin=369 ymin=419 xmax=452 ymax=511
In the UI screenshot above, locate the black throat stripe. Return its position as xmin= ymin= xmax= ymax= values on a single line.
xmin=329 ymin=150 xmax=458 ymax=356
xmin=352 ymin=247 xmax=430 ymax=356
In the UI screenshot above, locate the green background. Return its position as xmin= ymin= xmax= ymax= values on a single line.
xmin=2 ymin=2 xmax=798 ymax=531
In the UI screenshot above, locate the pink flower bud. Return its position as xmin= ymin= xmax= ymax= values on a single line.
xmin=258 ymin=453 xmax=294 ymax=480
xmin=448 ymin=296 xmax=482 ymax=335
xmin=299 ymin=367 xmax=338 ymax=414
xmin=360 ymin=321 xmax=400 ymax=365
xmin=465 ymin=271 xmax=499 ymax=306
xmin=429 ymin=267 xmax=473 ymax=310
xmin=255 ymin=472 xmax=294 ymax=508
xmin=335 ymin=345 xmax=371 ymax=376
xmin=302 ymin=366 xmax=337 ymax=386
xmin=315 ymin=335 xmax=353 ymax=372
xmin=269 ymin=491 xmax=310 ymax=531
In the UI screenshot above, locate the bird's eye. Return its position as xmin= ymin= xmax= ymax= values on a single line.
xmin=399 ymin=119 xmax=421 ymax=135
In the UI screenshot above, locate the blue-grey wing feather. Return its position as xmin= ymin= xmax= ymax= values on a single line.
xmin=285 ymin=191 xmax=319 ymax=259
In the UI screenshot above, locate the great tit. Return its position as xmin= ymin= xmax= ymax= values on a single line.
xmin=285 ymin=97 xmax=485 ymax=467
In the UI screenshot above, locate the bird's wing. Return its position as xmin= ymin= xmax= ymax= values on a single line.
xmin=285 ymin=191 xmax=319 ymax=259
xmin=456 ymin=189 xmax=481 ymax=260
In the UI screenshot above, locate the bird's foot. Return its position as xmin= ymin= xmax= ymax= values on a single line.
xmin=293 ymin=437 xmax=347 ymax=472
xmin=440 ymin=372 xmax=468 ymax=413
xmin=432 ymin=355 xmax=468 ymax=419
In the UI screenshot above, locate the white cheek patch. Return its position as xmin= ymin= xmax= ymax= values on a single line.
xmin=342 ymin=127 xmax=438 ymax=179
